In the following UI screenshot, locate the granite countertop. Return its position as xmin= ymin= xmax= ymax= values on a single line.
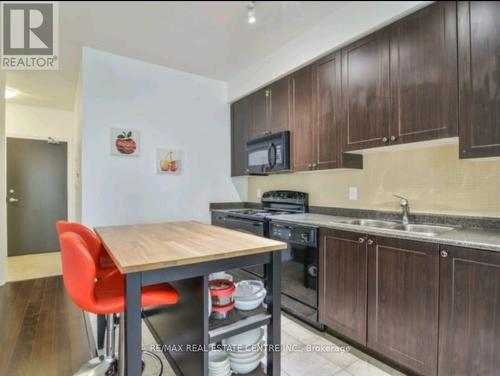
xmin=270 ymin=213 xmax=500 ymax=253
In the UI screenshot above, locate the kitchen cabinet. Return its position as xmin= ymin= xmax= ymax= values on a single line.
xmin=313 ymin=52 xmax=342 ymax=170
xmin=230 ymin=97 xmax=252 ymax=176
xmin=291 ymin=65 xmax=315 ymax=171
xmin=342 ymin=30 xmax=391 ymax=151
xmin=458 ymin=1 xmax=500 ymax=158
xmin=438 ymin=245 xmax=500 ymax=375
xmin=268 ymin=77 xmax=291 ymax=134
xmin=389 ymin=1 xmax=458 ymax=144
xmin=250 ymin=88 xmax=268 ymax=138
xmin=319 ymin=229 xmax=367 ymax=345
xmin=367 ymin=236 xmax=439 ymax=376
xmin=250 ymin=77 xmax=291 ymax=139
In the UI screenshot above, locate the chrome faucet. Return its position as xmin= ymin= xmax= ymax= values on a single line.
xmin=393 ymin=195 xmax=410 ymax=225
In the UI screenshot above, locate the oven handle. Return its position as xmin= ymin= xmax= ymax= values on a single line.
xmin=224 ymin=216 xmax=265 ymax=233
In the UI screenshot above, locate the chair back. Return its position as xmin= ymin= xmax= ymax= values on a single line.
xmin=56 ymin=221 xmax=101 ymax=269
xmin=59 ymin=232 xmax=97 ymax=312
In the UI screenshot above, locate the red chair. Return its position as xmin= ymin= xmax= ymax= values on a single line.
xmin=56 ymin=220 xmax=116 ymax=279
xmin=59 ymin=232 xmax=179 ymax=375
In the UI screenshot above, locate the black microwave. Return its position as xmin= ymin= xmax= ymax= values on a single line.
xmin=246 ymin=131 xmax=290 ymax=174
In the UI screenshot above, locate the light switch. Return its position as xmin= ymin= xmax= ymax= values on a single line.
xmin=349 ymin=186 xmax=358 ymax=200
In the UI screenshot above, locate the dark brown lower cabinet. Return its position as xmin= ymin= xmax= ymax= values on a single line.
xmin=367 ymin=237 xmax=439 ymax=376
xmin=438 ymin=245 xmax=500 ymax=376
xmin=319 ymin=229 xmax=368 ymax=345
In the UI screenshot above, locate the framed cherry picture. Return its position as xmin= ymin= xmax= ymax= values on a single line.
xmin=110 ymin=128 xmax=140 ymax=157
xmin=157 ymin=149 xmax=182 ymax=174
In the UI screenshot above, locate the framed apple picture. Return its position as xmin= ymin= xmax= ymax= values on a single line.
xmin=157 ymin=149 xmax=182 ymax=174
xmin=111 ymin=128 xmax=140 ymax=157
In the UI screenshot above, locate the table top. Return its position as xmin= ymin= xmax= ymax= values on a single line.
xmin=95 ymin=221 xmax=286 ymax=273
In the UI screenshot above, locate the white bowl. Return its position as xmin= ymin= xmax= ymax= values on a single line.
xmin=208 ymin=350 xmax=230 ymax=370
xmin=223 ymin=327 xmax=264 ymax=347
xmin=230 ymin=352 xmax=264 ymax=374
xmin=227 ymin=340 xmax=265 ymax=359
xmin=209 ymin=363 xmax=231 ymax=376
xmin=234 ymin=290 xmax=266 ymax=311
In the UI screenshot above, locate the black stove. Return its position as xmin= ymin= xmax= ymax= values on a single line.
xmin=213 ymin=191 xmax=323 ymax=330
xmin=225 ymin=191 xmax=308 ymax=223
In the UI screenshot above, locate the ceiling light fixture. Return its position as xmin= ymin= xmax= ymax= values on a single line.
xmin=247 ymin=1 xmax=256 ymax=24
xmin=5 ymin=88 xmax=17 ymax=99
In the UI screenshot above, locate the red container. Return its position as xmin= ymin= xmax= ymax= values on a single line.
xmin=211 ymin=301 xmax=235 ymax=320
xmin=209 ymin=279 xmax=235 ymax=307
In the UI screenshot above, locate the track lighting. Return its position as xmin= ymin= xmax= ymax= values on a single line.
xmin=247 ymin=1 xmax=256 ymax=24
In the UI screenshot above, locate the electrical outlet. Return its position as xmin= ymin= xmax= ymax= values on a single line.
xmin=257 ymin=188 xmax=262 ymax=199
xmin=349 ymin=186 xmax=358 ymax=201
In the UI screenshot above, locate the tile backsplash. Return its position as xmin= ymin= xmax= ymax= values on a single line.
xmin=248 ymin=144 xmax=500 ymax=218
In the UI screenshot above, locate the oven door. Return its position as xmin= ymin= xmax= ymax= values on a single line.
xmin=222 ymin=216 xmax=265 ymax=237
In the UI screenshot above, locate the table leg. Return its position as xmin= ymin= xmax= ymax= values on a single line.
xmin=265 ymin=251 xmax=282 ymax=375
xmin=123 ymin=272 xmax=142 ymax=376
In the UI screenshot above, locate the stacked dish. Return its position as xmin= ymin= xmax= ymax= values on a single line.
xmin=223 ymin=327 xmax=265 ymax=374
xmin=233 ymin=280 xmax=267 ymax=311
xmin=208 ymin=350 xmax=231 ymax=376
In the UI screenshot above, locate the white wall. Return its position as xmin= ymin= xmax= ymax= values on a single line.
xmin=5 ymin=103 xmax=78 ymax=221
xmin=228 ymin=1 xmax=430 ymax=101
xmin=0 ymin=71 xmax=6 ymax=285
xmin=80 ymin=48 xmax=244 ymax=227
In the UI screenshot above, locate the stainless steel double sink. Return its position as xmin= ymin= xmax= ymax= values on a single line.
xmin=334 ymin=218 xmax=455 ymax=236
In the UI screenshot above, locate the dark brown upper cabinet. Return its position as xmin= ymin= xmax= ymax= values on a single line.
xmin=367 ymin=236 xmax=439 ymax=376
xmin=342 ymin=30 xmax=392 ymax=151
xmin=268 ymin=77 xmax=291 ymax=134
xmin=250 ymin=77 xmax=291 ymax=140
xmin=250 ymin=88 xmax=268 ymax=139
xmin=319 ymin=229 xmax=368 ymax=345
xmin=389 ymin=1 xmax=458 ymax=144
xmin=230 ymin=96 xmax=252 ymax=176
xmin=438 ymin=245 xmax=500 ymax=375
xmin=458 ymin=1 xmax=500 ymax=158
xmin=313 ymin=52 xmax=342 ymax=170
xmin=291 ymin=65 xmax=315 ymax=171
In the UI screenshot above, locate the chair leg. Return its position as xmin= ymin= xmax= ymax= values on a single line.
xmin=97 ymin=314 xmax=106 ymax=350
xmin=75 ymin=313 xmax=117 ymax=375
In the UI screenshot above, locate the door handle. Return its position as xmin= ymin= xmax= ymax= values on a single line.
xmin=8 ymin=197 xmax=19 ymax=203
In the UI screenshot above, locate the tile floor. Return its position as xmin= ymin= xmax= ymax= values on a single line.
xmin=6 ymin=252 xmax=62 ymax=282
xmin=89 ymin=313 xmax=407 ymax=376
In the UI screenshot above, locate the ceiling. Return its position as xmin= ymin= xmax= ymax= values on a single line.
xmin=5 ymin=1 xmax=349 ymax=111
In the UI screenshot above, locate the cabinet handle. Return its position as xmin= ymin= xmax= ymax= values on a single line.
xmin=358 ymin=237 xmax=366 ymax=243
xmin=312 ymin=163 xmax=317 ymax=169
xmin=440 ymin=250 xmax=448 ymax=258
xmin=390 ymin=135 xmax=397 ymax=142
xmin=367 ymin=239 xmax=374 ymax=245
xmin=381 ymin=137 xmax=388 ymax=143
xmin=307 ymin=163 xmax=312 ymax=169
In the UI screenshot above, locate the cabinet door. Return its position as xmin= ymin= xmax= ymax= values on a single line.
xmin=390 ymin=1 xmax=458 ymax=144
xmin=319 ymin=229 xmax=367 ymax=345
xmin=231 ymin=97 xmax=252 ymax=176
xmin=314 ymin=52 xmax=341 ymax=170
xmin=342 ymin=31 xmax=391 ymax=151
xmin=291 ymin=65 xmax=315 ymax=171
xmin=268 ymin=77 xmax=291 ymax=134
xmin=251 ymin=88 xmax=268 ymax=139
xmin=367 ymin=237 xmax=439 ymax=376
xmin=438 ymin=246 xmax=500 ymax=375
xmin=458 ymin=1 xmax=500 ymax=158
